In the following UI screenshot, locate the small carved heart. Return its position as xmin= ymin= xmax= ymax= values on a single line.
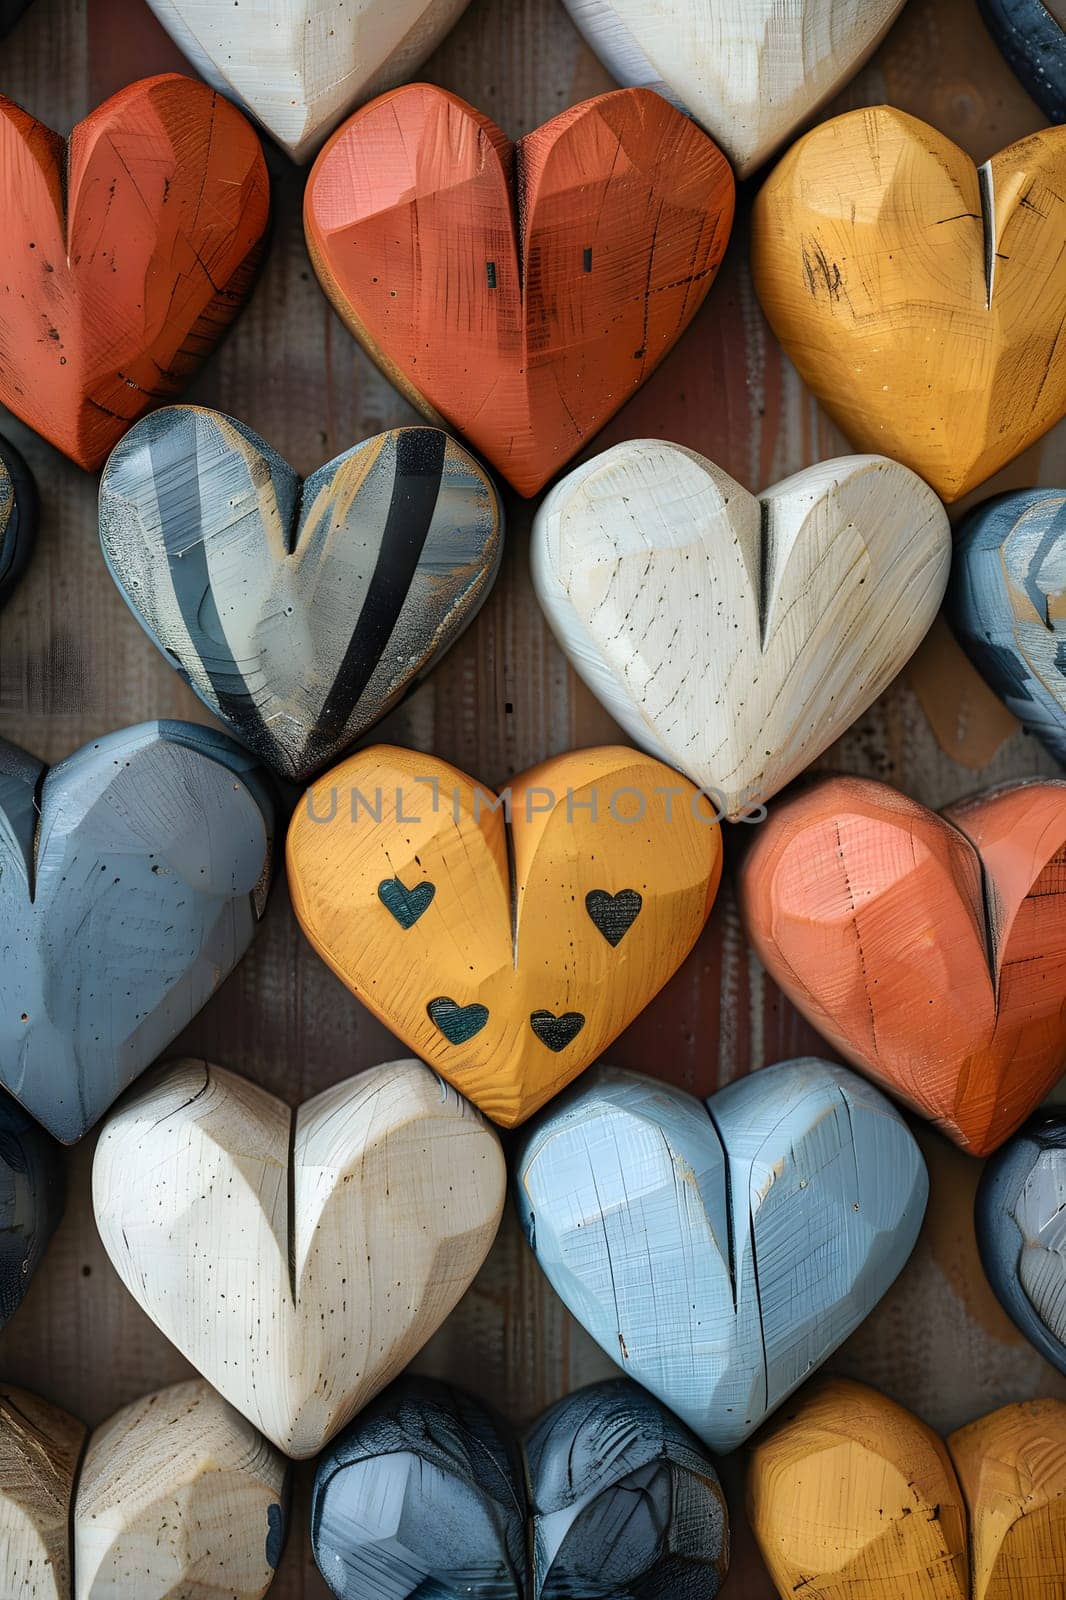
xmin=750 ymin=1378 xmax=1066 ymax=1600
xmin=585 ymin=889 xmax=642 ymax=947
xmin=530 ymin=1010 xmax=586 ymax=1052
xmin=378 ymin=878 xmax=436 ymax=930
xmin=93 ymin=1058 xmax=506 ymax=1456
xmin=428 ymin=997 xmax=490 ymax=1045
xmin=976 ymin=1116 xmax=1066 ymax=1376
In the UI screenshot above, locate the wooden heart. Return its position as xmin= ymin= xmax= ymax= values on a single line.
xmin=749 ymin=1377 xmax=1066 ymax=1600
xmin=558 ymin=0 xmax=906 ymax=178
xmin=739 ymin=775 xmax=1066 ymax=1156
xmin=978 ymin=0 xmax=1066 ymax=123
xmin=949 ymin=488 xmax=1065 ymax=765
xmin=515 ymin=1059 xmax=927 ymax=1453
xmin=0 ymin=721 xmax=274 ymax=1144
xmin=977 ymin=1116 xmax=1066 ymax=1375
xmin=304 ymin=85 xmax=735 ymax=498
xmin=0 ymin=1100 xmax=63 ymax=1333
xmin=99 ymin=408 xmax=503 ymax=781
xmin=533 ymin=444 xmax=950 ymax=820
xmin=751 ymin=108 xmax=1066 ymax=502
xmin=0 ymin=75 xmax=270 ymax=472
xmin=144 ymin=0 xmax=475 ymax=162
xmin=93 ymin=1058 xmax=506 ymax=1458
xmin=0 ymin=1379 xmax=287 ymax=1599
xmin=311 ymin=1376 xmax=729 ymax=1599
xmin=287 ymin=745 xmax=723 ymax=1127
xmin=0 ymin=434 xmax=36 ymax=610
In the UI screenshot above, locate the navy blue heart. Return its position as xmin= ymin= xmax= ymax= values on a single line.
xmin=978 ymin=0 xmax=1065 ymax=121
xmin=949 ymin=489 xmax=1065 ymax=764
xmin=378 ymin=877 xmax=436 ymax=929
xmin=428 ymin=997 xmax=490 ymax=1045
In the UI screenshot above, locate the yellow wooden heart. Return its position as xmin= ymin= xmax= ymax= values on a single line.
xmin=287 ymin=745 xmax=723 ymax=1126
xmin=751 ymin=108 xmax=1066 ymax=502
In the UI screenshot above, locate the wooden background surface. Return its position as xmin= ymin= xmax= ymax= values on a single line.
xmin=1 ymin=0 xmax=1064 ymax=1592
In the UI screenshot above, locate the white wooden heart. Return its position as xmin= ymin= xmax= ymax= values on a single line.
xmin=144 ymin=0 xmax=473 ymax=162
xmin=532 ymin=443 xmax=950 ymax=821
xmin=92 ymin=1059 xmax=506 ymax=1460
xmin=560 ymin=0 xmax=906 ymax=177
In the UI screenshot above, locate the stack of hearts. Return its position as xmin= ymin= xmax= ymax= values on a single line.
xmin=0 ymin=3 xmax=1065 ymax=1597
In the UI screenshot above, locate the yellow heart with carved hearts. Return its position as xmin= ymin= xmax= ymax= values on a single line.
xmin=287 ymin=746 xmax=723 ymax=1126
xmin=752 ymin=108 xmax=1066 ymax=502
xmin=749 ymin=1377 xmax=1066 ymax=1600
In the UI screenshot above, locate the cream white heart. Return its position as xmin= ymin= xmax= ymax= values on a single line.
xmin=560 ymin=0 xmax=905 ymax=177
xmin=144 ymin=0 xmax=473 ymax=161
xmin=532 ymin=443 xmax=950 ymax=821
xmin=92 ymin=1059 xmax=506 ymax=1459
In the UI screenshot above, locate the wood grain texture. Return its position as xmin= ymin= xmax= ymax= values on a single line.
xmin=311 ymin=1375 xmax=729 ymax=1598
xmin=533 ymin=445 xmax=950 ymax=819
xmin=949 ymin=488 xmax=1065 ymax=765
xmin=75 ymin=1379 xmax=288 ymax=1600
xmin=287 ymin=744 xmax=723 ymax=1127
xmin=751 ymin=108 xmax=1066 ymax=502
xmin=0 ymin=721 xmax=274 ymax=1144
xmin=750 ymin=1380 xmax=1066 ymax=1600
xmin=515 ymin=1059 xmax=928 ymax=1453
xmin=93 ymin=1058 xmax=507 ymax=1458
xmin=977 ymin=1117 xmax=1066 ymax=1375
xmin=739 ymin=775 xmax=1066 ymax=1156
xmin=949 ymin=1398 xmax=1066 ymax=1600
xmin=558 ymin=0 xmax=906 ymax=177
xmin=303 ymin=84 xmax=735 ymax=497
xmin=144 ymin=0 xmax=475 ymax=161
xmin=0 ymin=433 xmax=37 ymax=611
xmin=977 ymin=0 xmax=1066 ymax=121
xmin=747 ymin=1378 xmax=970 ymax=1600
xmin=0 ymin=1099 xmax=63 ymax=1334
xmin=0 ymin=74 xmax=270 ymax=472
xmin=0 ymin=1386 xmax=85 ymax=1600
xmin=0 ymin=1380 xmax=287 ymax=1600
xmin=99 ymin=410 xmax=503 ymax=781
xmin=4 ymin=0 xmax=1066 ymax=1595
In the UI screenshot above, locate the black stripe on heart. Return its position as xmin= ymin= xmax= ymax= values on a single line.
xmin=530 ymin=1011 xmax=585 ymax=1052
xmin=585 ymin=889 xmax=642 ymax=947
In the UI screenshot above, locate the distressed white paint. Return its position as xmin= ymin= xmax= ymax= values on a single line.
xmin=560 ymin=0 xmax=906 ymax=176
xmin=93 ymin=1059 xmax=507 ymax=1459
xmin=145 ymin=0 xmax=472 ymax=161
xmin=532 ymin=443 xmax=950 ymax=820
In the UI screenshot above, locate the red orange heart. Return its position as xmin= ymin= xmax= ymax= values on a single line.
xmin=739 ymin=776 xmax=1066 ymax=1156
xmin=0 ymin=74 xmax=270 ymax=471
xmin=304 ymin=84 xmax=735 ymax=497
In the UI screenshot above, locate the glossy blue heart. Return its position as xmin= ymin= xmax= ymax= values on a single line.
xmin=0 ymin=721 xmax=274 ymax=1142
xmin=978 ymin=0 xmax=1065 ymax=121
xmin=311 ymin=1375 xmax=729 ymax=1599
xmin=515 ymin=1059 xmax=928 ymax=1453
xmin=949 ymin=488 xmax=1065 ymax=764
xmin=977 ymin=1115 xmax=1066 ymax=1375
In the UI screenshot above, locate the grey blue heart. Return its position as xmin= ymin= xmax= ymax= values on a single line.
xmin=977 ymin=0 xmax=1065 ymax=120
xmin=378 ymin=877 xmax=436 ymax=929
xmin=311 ymin=1375 xmax=729 ymax=1599
xmin=0 ymin=721 xmax=274 ymax=1143
xmin=515 ymin=1059 xmax=928 ymax=1452
xmin=0 ymin=434 xmax=36 ymax=610
xmin=976 ymin=1115 xmax=1066 ymax=1375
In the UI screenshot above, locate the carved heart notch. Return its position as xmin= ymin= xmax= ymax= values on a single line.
xmin=515 ymin=1060 xmax=927 ymax=1453
xmin=93 ymin=1058 xmax=507 ymax=1458
xmin=304 ymin=84 xmax=735 ymax=497
xmin=100 ymin=408 xmax=503 ymax=781
xmin=286 ymin=745 xmax=724 ymax=1127
xmin=752 ymin=108 xmax=1066 ymax=502
xmin=0 ymin=75 xmax=270 ymax=471
xmin=739 ymin=775 xmax=1066 ymax=1156
xmin=533 ymin=444 xmax=950 ymax=819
